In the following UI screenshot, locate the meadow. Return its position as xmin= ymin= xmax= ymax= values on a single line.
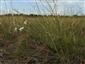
xmin=0 ymin=15 xmax=85 ymax=64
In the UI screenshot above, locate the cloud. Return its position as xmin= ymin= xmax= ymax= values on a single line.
xmin=57 ymin=0 xmax=84 ymax=15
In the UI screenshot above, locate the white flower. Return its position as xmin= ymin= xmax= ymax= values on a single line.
xmin=14 ymin=27 xmax=18 ymax=31
xmin=19 ymin=27 xmax=24 ymax=31
xmin=24 ymin=20 xmax=27 ymax=25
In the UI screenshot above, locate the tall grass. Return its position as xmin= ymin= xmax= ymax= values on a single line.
xmin=27 ymin=16 xmax=85 ymax=63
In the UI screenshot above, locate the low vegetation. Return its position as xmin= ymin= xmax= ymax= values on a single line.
xmin=0 ymin=15 xmax=85 ymax=64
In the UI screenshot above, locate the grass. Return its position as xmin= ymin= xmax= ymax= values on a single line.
xmin=0 ymin=15 xmax=85 ymax=64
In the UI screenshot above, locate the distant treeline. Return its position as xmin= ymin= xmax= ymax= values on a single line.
xmin=0 ymin=14 xmax=47 ymax=16
xmin=0 ymin=13 xmax=85 ymax=17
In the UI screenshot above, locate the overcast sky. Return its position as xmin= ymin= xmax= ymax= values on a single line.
xmin=0 ymin=0 xmax=85 ymax=15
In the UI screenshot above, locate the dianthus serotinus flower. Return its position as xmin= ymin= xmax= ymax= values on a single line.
xmin=19 ymin=27 xmax=24 ymax=31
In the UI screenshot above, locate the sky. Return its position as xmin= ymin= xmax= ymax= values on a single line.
xmin=0 ymin=0 xmax=85 ymax=15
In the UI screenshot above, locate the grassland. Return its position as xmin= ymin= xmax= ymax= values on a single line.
xmin=0 ymin=15 xmax=85 ymax=64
